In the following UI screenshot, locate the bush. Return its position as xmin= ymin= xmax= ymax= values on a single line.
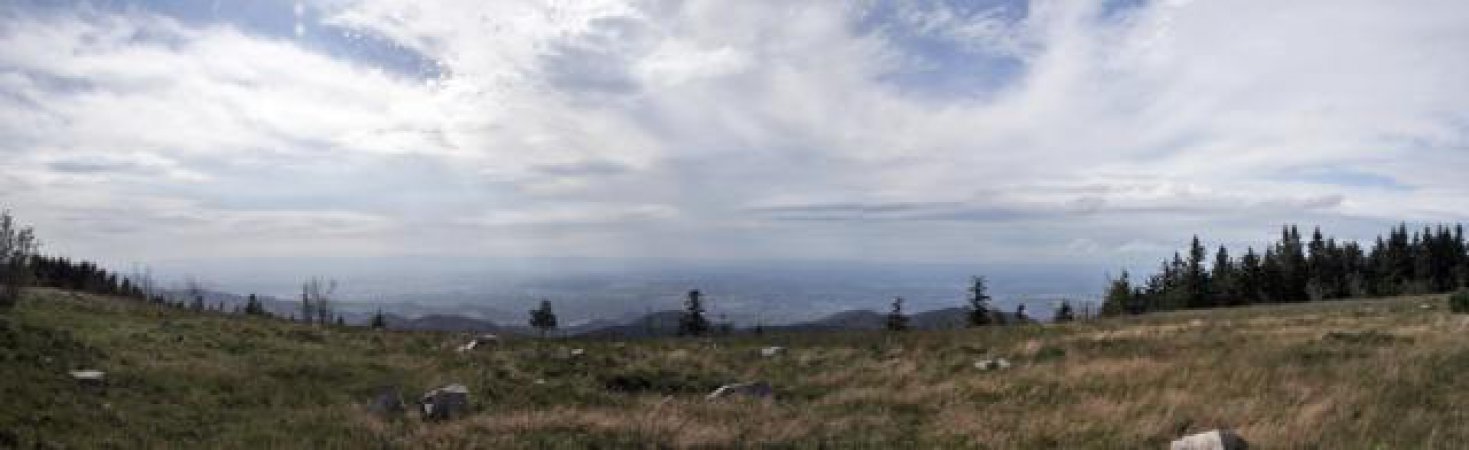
xmin=1450 ymin=290 xmax=1469 ymax=314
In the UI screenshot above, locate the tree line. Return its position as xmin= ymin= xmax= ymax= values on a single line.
xmin=1103 ymin=224 xmax=1469 ymax=316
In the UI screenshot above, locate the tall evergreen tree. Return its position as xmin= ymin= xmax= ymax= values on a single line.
xmin=1184 ymin=236 xmax=1210 ymax=307
xmin=966 ymin=276 xmax=993 ymax=326
xmin=1211 ymin=245 xmax=1237 ymax=306
xmin=885 ymin=297 xmax=909 ymax=332
xmin=678 ymin=289 xmax=710 ymax=336
xmin=1053 ymin=300 xmax=1076 ymax=323
xmin=369 ymin=309 xmax=387 ymax=330
xmin=1101 ymin=271 xmax=1135 ymax=316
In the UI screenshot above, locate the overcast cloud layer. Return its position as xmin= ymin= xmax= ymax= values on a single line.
xmin=2 ymin=0 xmax=1467 ymax=269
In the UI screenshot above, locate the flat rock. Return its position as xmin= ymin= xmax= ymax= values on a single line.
xmin=707 ymin=381 xmax=774 ymax=400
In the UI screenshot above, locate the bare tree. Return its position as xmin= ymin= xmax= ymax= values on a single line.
xmin=130 ymin=264 xmax=157 ymax=301
xmin=1 ymin=210 xmax=39 ymax=311
xmin=302 ymin=277 xmax=336 ymax=326
xmin=184 ymin=276 xmax=207 ymax=311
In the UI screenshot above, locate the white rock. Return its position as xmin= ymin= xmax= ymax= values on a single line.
xmin=1170 ymin=429 xmax=1248 ymax=450
xmin=69 ymin=370 xmax=105 ymax=383
xmin=70 ymin=369 xmax=104 ymax=379
xmin=706 ymin=381 xmax=774 ymax=400
xmin=974 ymin=358 xmax=1012 ymax=371
xmin=569 ymin=348 xmax=585 ymax=357
xmin=760 ymin=346 xmax=786 ymax=357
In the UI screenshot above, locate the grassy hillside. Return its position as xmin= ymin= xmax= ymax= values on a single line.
xmin=4 ymin=287 xmax=1469 ymax=448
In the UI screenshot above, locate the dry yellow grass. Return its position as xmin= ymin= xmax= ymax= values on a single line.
xmin=6 ymin=288 xmax=1469 ymax=448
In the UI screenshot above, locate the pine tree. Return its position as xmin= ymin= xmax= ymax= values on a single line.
xmin=885 ymin=297 xmax=909 ymax=332
xmin=244 ymin=293 xmax=265 ymax=316
xmin=529 ymin=299 xmax=558 ymax=337
xmin=1101 ymin=271 xmax=1134 ymax=316
xmin=966 ymin=276 xmax=993 ymax=326
xmin=678 ymin=289 xmax=710 ymax=337
xmin=1454 ymin=224 xmax=1469 ymax=288
xmin=1053 ymin=300 xmax=1076 ymax=323
xmin=1238 ymin=248 xmax=1264 ymax=304
xmin=1185 ymin=236 xmax=1210 ymax=307
xmin=370 ymin=309 xmax=387 ymax=329
xmin=1211 ymin=245 xmax=1236 ymax=306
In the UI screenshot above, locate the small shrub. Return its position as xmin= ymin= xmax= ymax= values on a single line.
xmin=1033 ymin=345 xmax=1067 ymax=362
xmin=1449 ymin=290 xmax=1469 ymax=314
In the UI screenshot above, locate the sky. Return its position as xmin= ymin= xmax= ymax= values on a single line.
xmin=2 ymin=0 xmax=1468 ymax=273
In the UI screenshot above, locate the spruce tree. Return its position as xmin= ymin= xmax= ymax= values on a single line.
xmin=369 ymin=309 xmax=387 ymax=329
xmin=678 ymin=289 xmax=710 ymax=336
xmin=966 ymin=276 xmax=993 ymax=326
xmin=1238 ymin=248 xmax=1263 ymax=303
xmin=1185 ymin=236 xmax=1210 ymax=308
xmin=1212 ymin=245 xmax=1236 ymax=306
xmin=1101 ymin=271 xmax=1134 ymax=316
xmin=1053 ymin=300 xmax=1076 ymax=323
xmin=885 ymin=297 xmax=909 ymax=332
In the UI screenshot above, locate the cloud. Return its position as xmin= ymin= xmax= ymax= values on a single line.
xmin=1 ymin=0 xmax=1467 ymax=267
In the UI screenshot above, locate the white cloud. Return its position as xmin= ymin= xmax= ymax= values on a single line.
xmin=1 ymin=0 xmax=1467 ymax=267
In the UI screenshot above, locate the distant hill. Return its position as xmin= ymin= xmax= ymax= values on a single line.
xmin=384 ymin=314 xmax=515 ymax=334
xmin=577 ymin=310 xmax=685 ymax=338
xmin=763 ymin=307 xmax=1033 ymax=332
xmin=765 ymin=309 xmax=884 ymax=332
xmin=164 ymin=287 xmax=1036 ymax=336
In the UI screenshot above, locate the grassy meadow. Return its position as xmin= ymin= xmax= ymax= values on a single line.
xmin=4 ymin=287 xmax=1469 ymax=448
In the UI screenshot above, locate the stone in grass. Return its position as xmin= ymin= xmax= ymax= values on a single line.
xmin=69 ymin=370 xmax=105 ymax=389
xmin=706 ymin=381 xmax=774 ymax=400
xmin=455 ymin=334 xmax=500 ymax=353
xmin=974 ymin=358 xmax=1012 ymax=371
xmin=760 ymin=346 xmax=786 ymax=357
xmin=1170 ymin=429 xmax=1248 ymax=450
xmin=419 ymin=384 xmax=470 ymax=421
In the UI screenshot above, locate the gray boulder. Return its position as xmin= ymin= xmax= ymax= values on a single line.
xmin=1170 ymin=429 xmax=1248 ymax=450
xmin=419 ymin=384 xmax=471 ymax=420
